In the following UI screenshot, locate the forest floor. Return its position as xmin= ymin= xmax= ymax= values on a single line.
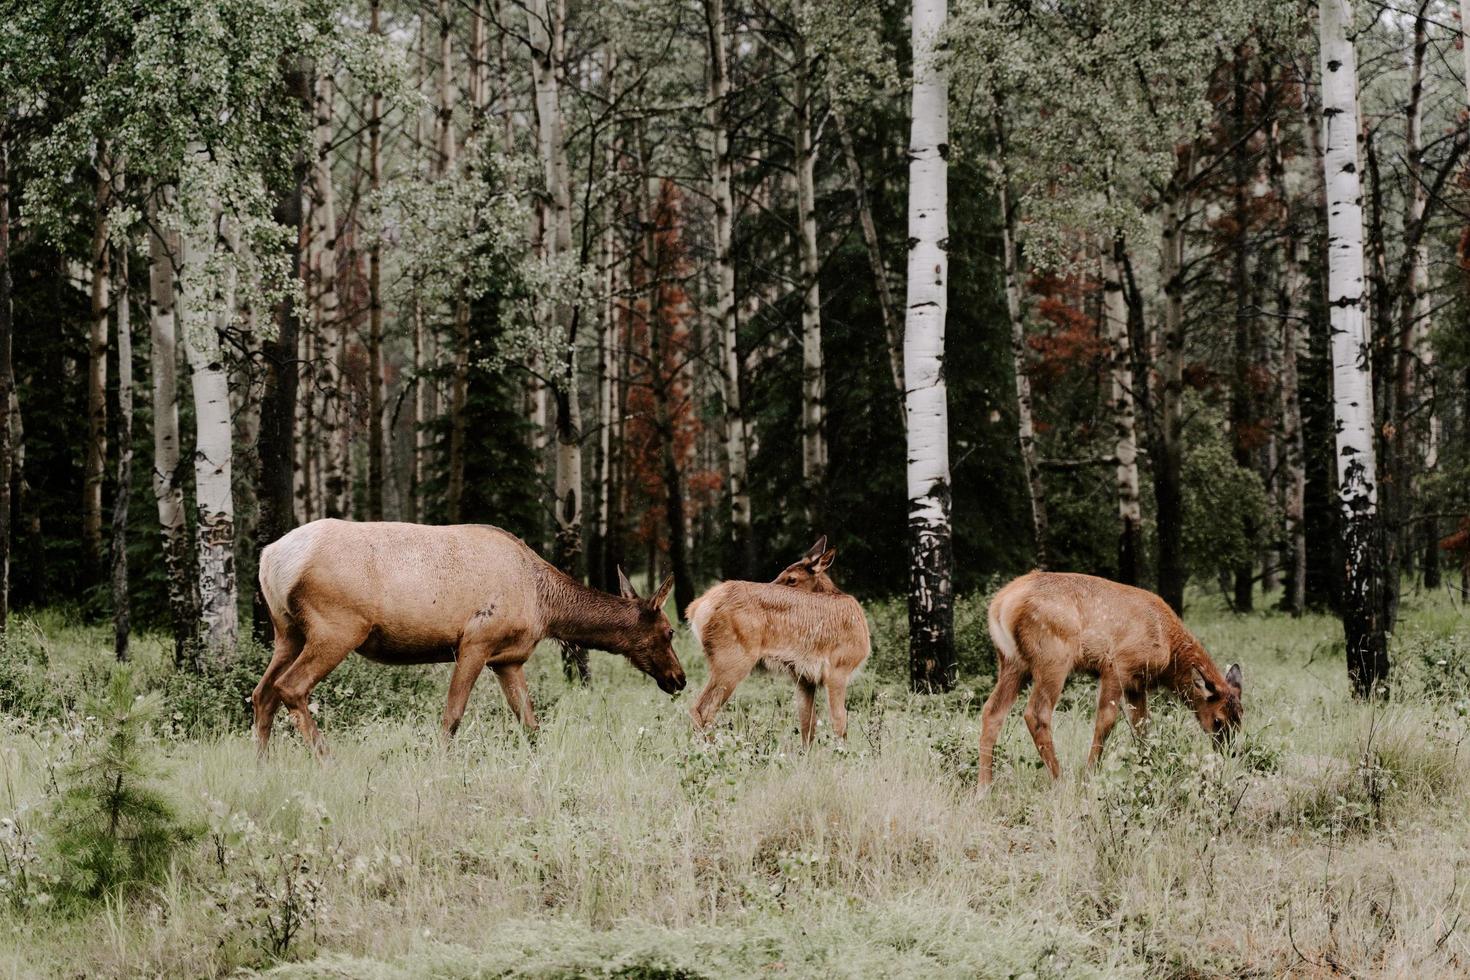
xmin=3 ymin=585 xmax=1470 ymax=978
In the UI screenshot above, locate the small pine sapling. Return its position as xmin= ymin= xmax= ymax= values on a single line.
xmin=44 ymin=668 xmax=193 ymax=902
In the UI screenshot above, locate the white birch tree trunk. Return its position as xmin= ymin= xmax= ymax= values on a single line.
xmin=904 ymin=0 xmax=954 ymax=692
xmin=1320 ymin=0 xmax=1387 ymax=695
xmin=111 ymin=219 xmax=132 ymax=662
xmin=528 ymin=0 xmax=584 ymax=576
xmin=148 ymin=207 xmax=196 ymax=663
xmin=705 ymin=0 xmax=754 ymax=577
xmin=794 ymin=22 xmax=826 ymax=513
xmin=181 ymin=157 xmax=239 ymax=659
xmin=84 ymin=163 xmax=110 ymax=571
xmin=1103 ymin=239 xmax=1141 ymax=584
xmin=313 ymin=74 xmax=346 ymax=518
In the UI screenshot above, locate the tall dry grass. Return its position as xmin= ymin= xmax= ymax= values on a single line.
xmin=3 ymin=587 xmax=1470 ymax=977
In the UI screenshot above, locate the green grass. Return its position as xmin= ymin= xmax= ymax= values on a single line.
xmin=3 ymin=585 xmax=1470 ymax=977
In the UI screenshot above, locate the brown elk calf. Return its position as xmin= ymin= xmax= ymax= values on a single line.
xmin=255 ymin=519 xmax=685 ymax=757
xmin=687 ymin=540 xmax=868 ymax=744
xmin=978 ymin=571 xmax=1242 ymax=787
xmin=771 ymin=536 xmax=840 ymax=593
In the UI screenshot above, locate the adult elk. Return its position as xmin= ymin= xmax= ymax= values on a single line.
xmin=687 ymin=538 xmax=869 ymax=744
xmin=978 ymin=571 xmax=1242 ymax=788
xmin=254 ymin=519 xmax=685 ymax=757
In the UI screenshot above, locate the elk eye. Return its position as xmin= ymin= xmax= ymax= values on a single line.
xmin=665 ymin=628 xmax=674 ymax=641
xmin=785 ymin=576 xmax=797 ymax=584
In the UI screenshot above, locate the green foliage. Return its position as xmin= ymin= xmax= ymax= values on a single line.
xmin=41 ymin=669 xmax=194 ymax=903
xmin=1181 ymin=400 xmax=1270 ymax=588
xmin=865 ymin=583 xmax=1001 ymax=682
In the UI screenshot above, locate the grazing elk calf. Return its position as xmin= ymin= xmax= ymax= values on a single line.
xmin=978 ymin=571 xmax=1242 ymax=787
xmin=254 ymin=518 xmax=685 ymax=757
xmin=687 ymin=540 xmax=869 ymax=744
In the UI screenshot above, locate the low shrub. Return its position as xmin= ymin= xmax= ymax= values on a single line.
xmin=42 ymin=669 xmax=196 ymax=904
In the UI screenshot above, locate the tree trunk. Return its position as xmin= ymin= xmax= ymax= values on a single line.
xmin=313 ymin=74 xmax=346 ymax=519
xmin=995 ymin=114 xmax=1047 ymax=569
xmin=1401 ymin=2 xmax=1432 ymax=593
xmin=794 ymin=24 xmax=826 ymax=518
xmin=111 ymin=214 xmax=133 ymax=661
xmin=182 ymin=161 xmax=239 ymax=661
xmin=1229 ymin=52 xmax=1256 ymax=611
xmin=704 ymin=0 xmax=755 ymax=579
xmin=1267 ymin=110 xmax=1308 ymax=616
xmin=835 ymin=106 xmax=904 ymax=416
xmin=1319 ymin=0 xmax=1388 ymax=697
xmin=255 ymin=58 xmax=311 ymax=642
xmin=1103 ymin=236 xmax=1141 ymax=586
xmin=0 ymin=135 xmax=12 ymax=635
xmin=85 ymin=160 xmax=111 ymax=574
xmin=148 ymin=202 xmax=197 ymax=665
xmin=529 ymin=0 xmax=588 ymax=681
xmin=1155 ymin=154 xmax=1191 ymax=613
xmin=367 ymin=0 xmax=385 ymax=522
xmin=905 ymin=0 xmax=954 ymax=693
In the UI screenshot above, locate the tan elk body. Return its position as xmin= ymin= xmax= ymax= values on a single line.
xmin=254 ymin=518 xmax=685 ymax=756
xmin=978 ymin=571 xmax=1242 ymax=787
xmin=687 ymin=540 xmax=870 ymax=743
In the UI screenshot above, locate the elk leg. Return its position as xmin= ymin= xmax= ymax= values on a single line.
xmin=1087 ymin=672 xmax=1124 ymax=767
xmin=492 ymin=662 xmax=537 ymax=730
xmin=441 ymin=643 xmax=491 ymax=740
xmin=253 ymin=623 xmax=304 ymax=757
xmin=978 ymin=662 xmax=1027 ymax=788
xmin=689 ymin=648 xmax=755 ymax=733
xmin=1022 ymin=669 xmax=1066 ymax=781
xmin=1124 ymin=688 xmax=1149 ymax=735
xmin=272 ymin=635 xmax=357 ymax=759
xmin=794 ymin=676 xmax=818 ymax=745
xmin=825 ymin=669 xmax=851 ymax=740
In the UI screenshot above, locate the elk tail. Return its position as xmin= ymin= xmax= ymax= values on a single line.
xmin=684 ymin=593 xmax=710 ymax=647
xmin=987 ymin=589 xmax=1021 ymax=667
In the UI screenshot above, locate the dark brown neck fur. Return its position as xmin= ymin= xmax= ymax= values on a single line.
xmin=1165 ymin=628 xmax=1224 ymax=705
xmin=535 ymin=565 xmax=645 ymax=651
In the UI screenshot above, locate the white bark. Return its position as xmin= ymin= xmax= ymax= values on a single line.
xmin=705 ymin=0 xmax=752 ymax=570
xmin=1103 ymin=241 xmax=1141 ymax=580
xmin=904 ymin=0 xmax=954 ymax=689
xmin=111 ymin=223 xmax=132 ymax=661
xmin=1320 ymin=0 xmax=1386 ymax=693
xmin=1320 ymin=0 xmax=1377 ymax=514
xmin=148 ymin=209 xmax=193 ymax=656
xmin=313 ymin=74 xmax=346 ymax=518
xmin=181 ymin=159 xmax=239 ymax=657
xmin=794 ymin=20 xmax=825 ymax=500
xmin=85 ymin=165 xmax=110 ymax=568
xmin=528 ymin=0 xmax=583 ymax=568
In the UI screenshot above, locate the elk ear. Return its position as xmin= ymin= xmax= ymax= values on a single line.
xmin=1192 ymin=666 xmax=1217 ymax=700
xmin=814 ymin=548 xmax=837 ymax=573
xmin=650 ymin=573 xmax=675 ymax=611
xmin=803 ymin=535 xmax=828 ymax=562
xmin=1225 ymin=663 xmax=1243 ymax=692
xmin=617 ymin=565 xmax=639 ymax=600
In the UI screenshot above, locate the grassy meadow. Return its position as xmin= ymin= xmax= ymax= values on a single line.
xmin=3 ymin=585 xmax=1470 ymax=978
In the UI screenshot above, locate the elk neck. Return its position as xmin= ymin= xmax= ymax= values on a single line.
xmin=1165 ymin=632 xmax=1222 ymax=703
xmin=535 ymin=566 xmax=644 ymax=650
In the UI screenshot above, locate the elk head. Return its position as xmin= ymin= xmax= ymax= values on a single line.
xmin=616 ymin=567 xmax=687 ymax=695
xmin=772 ymin=536 xmax=839 ymax=593
xmin=1190 ymin=662 xmax=1243 ymax=742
